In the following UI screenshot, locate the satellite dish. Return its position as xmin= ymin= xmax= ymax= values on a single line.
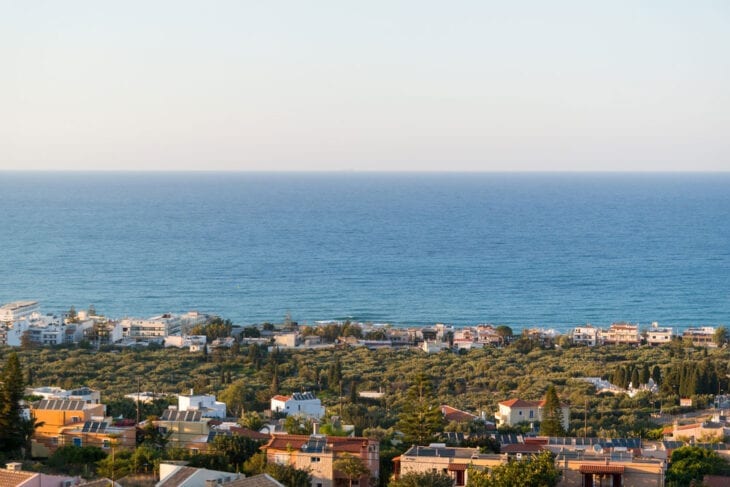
xmin=593 ymin=444 xmax=603 ymax=454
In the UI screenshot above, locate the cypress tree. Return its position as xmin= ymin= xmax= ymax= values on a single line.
xmin=540 ymin=385 xmax=566 ymax=437
xmin=652 ymin=365 xmax=662 ymax=385
xmin=0 ymin=353 xmax=26 ymax=455
xmin=640 ymin=364 xmax=650 ymax=385
xmin=631 ymin=369 xmax=639 ymax=387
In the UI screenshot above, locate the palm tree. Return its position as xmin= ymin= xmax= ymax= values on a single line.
xmin=20 ymin=415 xmax=45 ymax=459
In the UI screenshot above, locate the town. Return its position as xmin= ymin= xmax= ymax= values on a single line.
xmin=1 ymin=300 xmax=730 ymax=487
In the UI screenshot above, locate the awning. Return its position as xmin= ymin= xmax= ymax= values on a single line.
xmin=448 ymin=463 xmax=468 ymax=471
xmin=579 ymin=464 xmax=625 ymax=474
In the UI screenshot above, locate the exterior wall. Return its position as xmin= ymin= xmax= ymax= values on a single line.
xmin=557 ymin=459 xmax=665 ymax=487
xmin=31 ymin=404 xmax=105 ymax=456
xmin=272 ymin=396 xmax=325 ymax=419
xmin=156 ymin=420 xmax=210 ymax=449
xmin=496 ymin=404 xmax=570 ymax=430
xmin=178 ymin=394 xmax=226 ymax=418
xmin=601 ymin=324 xmax=641 ymax=345
xmin=682 ymin=327 xmax=716 ymax=347
xmin=646 ymin=330 xmax=673 ymax=346
xmin=572 ymin=327 xmax=600 ymax=346
xmin=274 ymin=333 xmax=298 ymax=347
xmin=0 ymin=301 xmax=40 ymax=322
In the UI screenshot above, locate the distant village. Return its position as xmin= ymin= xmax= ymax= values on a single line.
xmin=2 ymin=300 xmax=730 ymax=486
xmin=0 ymin=300 xmax=725 ymax=351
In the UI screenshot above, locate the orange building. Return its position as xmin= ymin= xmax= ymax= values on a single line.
xmin=30 ymin=398 xmax=107 ymax=457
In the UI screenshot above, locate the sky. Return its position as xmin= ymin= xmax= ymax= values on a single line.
xmin=2 ymin=1 xmax=729 ymax=172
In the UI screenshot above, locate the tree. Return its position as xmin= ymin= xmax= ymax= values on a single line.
xmin=397 ymin=373 xmax=444 ymax=444
xmin=19 ymin=416 xmax=44 ymax=459
xmin=666 ymin=445 xmax=729 ymax=486
xmin=211 ymin=434 xmax=262 ymax=471
xmin=539 ymin=385 xmax=565 ymax=436
xmin=652 ymin=365 xmax=662 ymax=385
xmin=96 ymin=448 xmax=132 ymax=481
xmin=243 ymin=452 xmax=311 ymax=487
xmin=495 ymin=326 xmax=513 ymax=346
xmin=467 ymin=450 xmax=560 ymax=487
xmin=137 ymin=417 xmax=171 ymax=450
xmin=333 ymin=453 xmax=370 ymax=487
xmin=390 ymin=470 xmax=454 ymax=487
xmin=47 ymin=445 xmax=107 ymax=476
xmin=713 ymin=326 xmax=729 ymax=347
xmin=0 ymin=353 xmax=26 ymax=456
xmin=284 ymin=415 xmax=314 ymax=435
xmin=239 ymin=411 xmax=264 ymax=431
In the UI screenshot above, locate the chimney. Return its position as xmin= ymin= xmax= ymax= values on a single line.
xmin=312 ymin=420 xmax=319 ymax=435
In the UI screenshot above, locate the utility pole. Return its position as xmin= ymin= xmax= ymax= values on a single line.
xmin=136 ymin=377 xmax=141 ymax=425
xmin=584 ymin=399 xmax=588 ymax=438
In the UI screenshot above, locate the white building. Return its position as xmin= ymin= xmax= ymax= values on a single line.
xmin=178 ymin=391 xmax=227 ymax=418
xmin=118 ymin=312 xmax=208 ymax=342
xmin=646 ymin=322 xmax=674 ymax=346
xmin=164 ymin=334 xmax=207 ymax=351
xmin=0 ymin=301 xmax=40 ymax=323
xmin=571 ymin=325 xmax=601 ymax=346
xmin=270 ymin=392 xmax=325 ymax=419
xmin=29 ymin=385 xmax=102 ymax=405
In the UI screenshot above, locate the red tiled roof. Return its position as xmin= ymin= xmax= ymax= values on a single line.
xmin=579 ymin=464 xmax=625 ymax=474
xmin=230 ymin=426 xmax=272 ymax=440
xmin=498 ymin=399 xmax=541 ymax=408
xmin=272 ymin=395 xmax=290 ymax=402
xmin=441 ymin=405 xmax=477 ymax=422
xmin=264 ymin=434 xmax=372 ymax=454
xmin=0 ymin=470 xmax=36 ymax=487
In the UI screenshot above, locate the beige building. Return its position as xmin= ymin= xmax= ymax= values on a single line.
xmin=601 ymin=323 xmax=641 ymax=346
xmin=495 ymin=399 xmax=570 ymax=431
xmin=646 ymin=322 xmax=674 ymax=346
xmin=153 ymin=409 xmax=211 ymax=451
xmin=395 ymin=445 xmax=666 ymax=487
xmin=263 ymin=434 xmax=379 ymax=487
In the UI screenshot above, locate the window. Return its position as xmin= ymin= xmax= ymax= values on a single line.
xmin=190 ymin=448 xmax=200 ymax=455
xmin=51 ymin=437 xmax=59 ymax=445
xmin=529 ymin=410 xmax=534 ymax=418
xmin=72 ymin=437 xmax=82 ymax=447
xmin=103 ymin=439 xmax=110 ymax=448
xmin=311 ymin=457 xmax=320 ymax=462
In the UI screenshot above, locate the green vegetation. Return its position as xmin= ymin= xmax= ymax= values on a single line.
xmin=467 ymin=450 xmax=560 ymax=487
xmin=666 ymin=445 xmax=730 ymax=486
xmin=0 ymin=353 xmax=28 ymax=458
xmin=4 ymin=329 xmax=730 ymax=483
xmin=539 ymin=385 xmax=565 ymax=437
xmin=390 ymin=470 xmax=454 ymax=487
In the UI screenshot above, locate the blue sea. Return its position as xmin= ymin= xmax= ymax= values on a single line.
xmin=0 ymin=172 xmax=728 ymax=332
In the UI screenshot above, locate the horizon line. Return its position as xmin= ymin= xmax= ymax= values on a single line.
xmin=1 ymin=169 xmax=729 ymax=174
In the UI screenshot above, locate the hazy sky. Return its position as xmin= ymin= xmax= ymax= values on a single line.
xmin=3 ymin=1 xmax=729 ymax=171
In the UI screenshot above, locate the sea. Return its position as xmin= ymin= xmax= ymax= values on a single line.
xmin=1 ymin=172 xmax=728 ymax=333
